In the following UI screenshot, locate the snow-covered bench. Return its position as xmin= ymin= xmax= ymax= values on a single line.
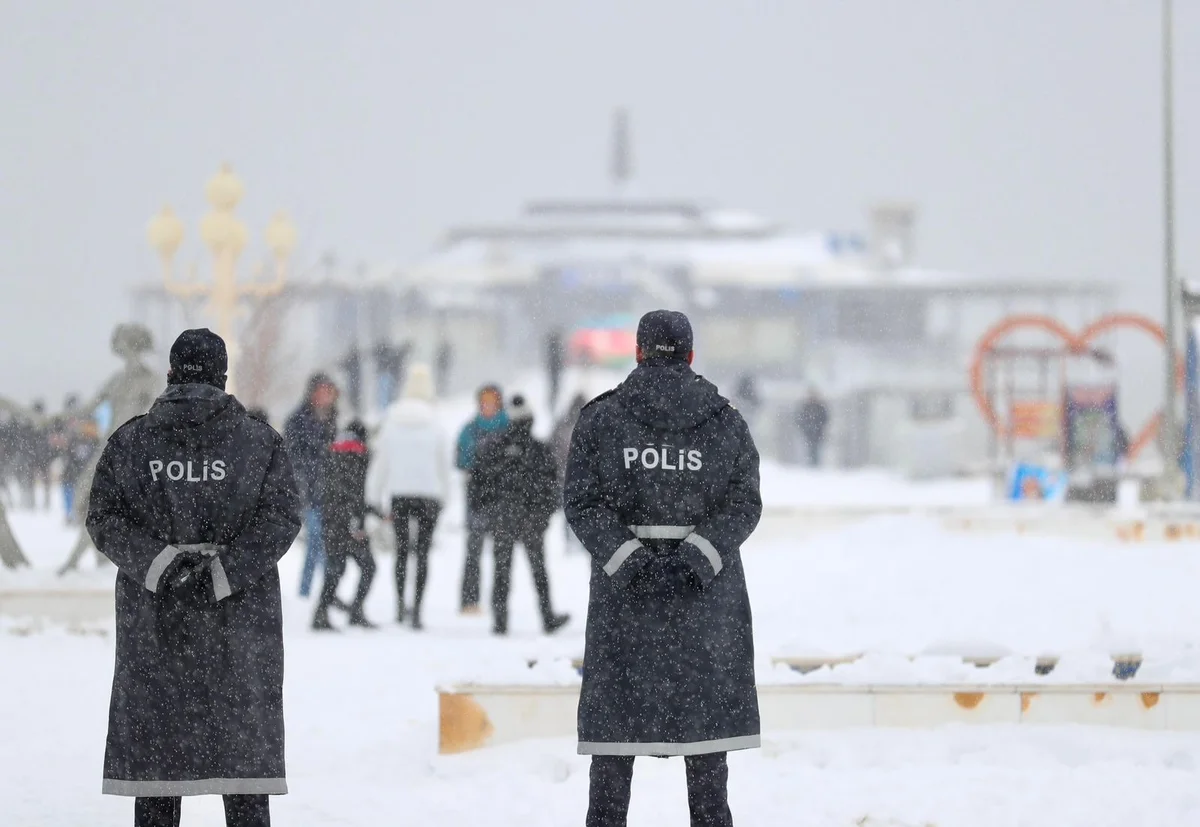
xmin=772 ymin=653 xmax=1147 ymax=680
xmin=436 ymin=680 xmax=1200 ymax=754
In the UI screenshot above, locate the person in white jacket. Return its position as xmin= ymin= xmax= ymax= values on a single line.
xmin=366 ymin=364 xmax=448 ymax=629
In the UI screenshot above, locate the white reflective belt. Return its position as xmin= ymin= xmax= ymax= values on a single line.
xmin=628 ymin=525 xmax=695 ymax=540
xmin=684 ymin=534 xmax=723 ymax=575
xmin=603 ymin=539 xmax=644 ymax=576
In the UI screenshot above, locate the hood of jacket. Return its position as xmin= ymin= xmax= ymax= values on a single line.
xmin=613 ymin=360 xmax=728 ymax=432
xmin=385 ymin=397 xmax=437 ymax=427
xmin=144 ymin=383 xmax=245 ymax=444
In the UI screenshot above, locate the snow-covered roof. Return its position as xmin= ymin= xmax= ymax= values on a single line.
xmin=398 ymin=199 xmax=1111 ymax=296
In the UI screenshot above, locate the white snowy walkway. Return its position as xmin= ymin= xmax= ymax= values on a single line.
xmin=5 ymin=475 xmax=1200 ymax=825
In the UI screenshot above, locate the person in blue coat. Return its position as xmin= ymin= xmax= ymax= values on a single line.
xmin=565 ymin=311 xmax=762 ymax=827
xmin=454 ymin=385 xmax=508 ymax=613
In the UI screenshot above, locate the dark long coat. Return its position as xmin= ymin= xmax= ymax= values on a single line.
xmin=86 ymin=383 xmax=301 ymax=797
xmin=473 ymin=421 xmax=560 ymax=534
xmin=564 ymin=360 xmax=762 ymax=757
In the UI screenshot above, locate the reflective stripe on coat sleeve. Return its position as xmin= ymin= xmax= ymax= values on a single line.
xmin=210 ymin=556 xmax=232 ymax=602
xmin=144 ymin=546 xmax=181 ymax=593
xmin=603 ymin=539 xmax=644 ymax=577
xmin=684 ymin=534 xmax=722 ymax=575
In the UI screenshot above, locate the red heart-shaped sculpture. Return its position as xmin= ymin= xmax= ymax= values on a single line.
xmin=970 ymin=313 xmax=1182 ymax=460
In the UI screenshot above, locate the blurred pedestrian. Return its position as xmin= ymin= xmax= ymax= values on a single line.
xmin=31 ymin=401 xmax=53 ymax=509
xmin=367 ymin=364 xmax=447 ymax=629
xmin=86 ymin=328 xmax=301 ymax=826
xmin=734 ymin=373 xmax=760 ymax=417
xmin=313 ymin=420 xmax=378 ymax=631
xmin=473 ymin=395 xmax=570 ymax=636
xmin=374 ymin=341 xmax=411 ymax=410
xmin=551 ymin=393 xmax=589 ymax=553
xmin=339 ymin=346 xmax=363 ymax=417
xmin=546 ymin=329 xmax=566 ymax=412
xmin=435 ymin=339 xmax=453 ymax=398
xmin=455 ymin=384 xmax=508 ymax=615
xmin=13 ymin=413 xmax=39 ymax=509
xmin=285 ymin=373 xmax=340 ymax=598
xmin=62 ymin=420 xmax=100 ymax=524
xmin=797 ymin=390 xmax=830 ymax=468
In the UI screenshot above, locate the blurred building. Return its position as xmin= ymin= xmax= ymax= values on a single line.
xmin=132 ymin=199 xmax=1113 ymax=474
xmin=394 ymin=199 xmax=1113 ymax=474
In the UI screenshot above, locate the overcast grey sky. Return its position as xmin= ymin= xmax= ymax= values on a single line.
xmin=2 ymin=0 xmax=1198 ymax=404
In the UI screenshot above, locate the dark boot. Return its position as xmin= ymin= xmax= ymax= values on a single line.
xmin=311 ymin=606 xmax=338 ymax=632
xmin=397 ymin=604 xmax=407 ymax=624
xmin=543 ymin=613 xmax=571 ymax=635
xmin=348 ymin=607 xmax=377 ymax=629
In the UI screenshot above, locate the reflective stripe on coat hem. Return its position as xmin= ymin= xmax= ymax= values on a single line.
xmin=603 ymin=539 xmax=644 ymax=576
xmin=628 ymin=525 xmax=695 ymax=540
xmin=103 ymin=778 xmax=288 ymax=797
xmin=578 ymin=735 xmax=760 ymax=756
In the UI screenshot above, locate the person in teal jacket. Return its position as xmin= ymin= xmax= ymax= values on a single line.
xmin=455 ymin=384 xmax=508 ymax=612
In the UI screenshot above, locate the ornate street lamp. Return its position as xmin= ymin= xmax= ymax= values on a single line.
xmin=147 ymin=164 xmax=296 ymax=394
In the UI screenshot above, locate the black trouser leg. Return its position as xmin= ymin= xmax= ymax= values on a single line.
xmin=347 ymin=538 xmax=376 ymax=613
xmin=586 ymin=755 xmax=635 ymax=827
xmin=461 ymin=502 xmax=485 ymax=608
xmin=316 ymin=532 xmax=349 ymax=614
xmin=411 ymin=500 xmax=441 ymax=620
xmin=490 ymin=530 xmax=515 ymax=632
xmin=521 ymin=531 xmax=555 ymax=625
xmin=684 ymin=753 xmax=733 ymax=827
xmin=223 ymin=794 xmax=271 ymax=827
xmin=134 ymin=797 xmax=181 ymax=827
xmin=392 ymin=498 xmax=413 ymax=615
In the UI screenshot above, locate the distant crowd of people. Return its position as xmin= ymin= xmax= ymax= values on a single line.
xmin=280 ymin=365 xmax=581 ymax=635
xmin=0 ymin=398 xmax=102 ymax=520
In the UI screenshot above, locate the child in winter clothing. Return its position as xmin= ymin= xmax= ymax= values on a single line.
xmin=313 ymin=420 xmax=379 ymax=631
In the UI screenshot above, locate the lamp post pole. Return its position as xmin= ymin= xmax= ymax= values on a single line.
xmin=1162 ymin=0 xmax=1181 ymax=495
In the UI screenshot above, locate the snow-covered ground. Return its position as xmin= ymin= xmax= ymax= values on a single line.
xmin=5 ymin=470 xmax=1200 ymax=824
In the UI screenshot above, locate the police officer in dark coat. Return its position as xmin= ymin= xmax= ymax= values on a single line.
xmin=86 ymin=329 xmax=302 ymax=827
xmin=565 ymin=310 xmax=762 ymax=827
xmin=472 ymin=395 xmax=571 ymax=636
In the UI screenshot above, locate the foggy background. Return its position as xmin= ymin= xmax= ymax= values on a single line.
xmin=2 ymin=0 xmax=1198 ymax=405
